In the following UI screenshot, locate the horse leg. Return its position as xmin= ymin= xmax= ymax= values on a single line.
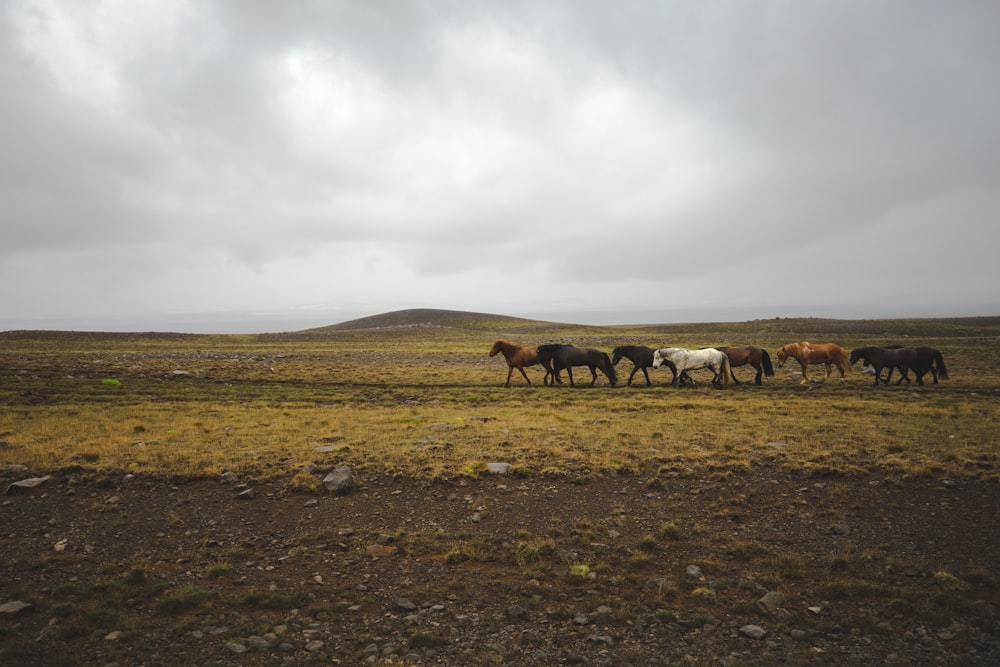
xmin=641 ymin=367 xmax=651 ymax=386
xmin=566 ymin=367 xmax=576 ymax=387
xmin=504 ymin=366 xmax=514 ymax=387
xmin=753 ymin=362 xmax=762 ymax=385
xmin=798 ymin=362 xmax=810 ymax=384
xmin=627 ymin=366 xmax=639 ymax=386
xmin=589 ymin=365 xmax=598 ymax=387
xmin=517 ymin=367 xmax=531 ymax=386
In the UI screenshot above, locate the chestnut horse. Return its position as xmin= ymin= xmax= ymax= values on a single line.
xmin=716 ymin=345 xmax=774 ymax=385
xmin=775 ymin=341 xmax=851 ymax=384
xmin=489 ymin=339 xmax=564 ymax=386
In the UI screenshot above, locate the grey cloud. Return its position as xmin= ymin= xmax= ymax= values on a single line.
xmin=1 ymin=1 xmax=997 ymax=331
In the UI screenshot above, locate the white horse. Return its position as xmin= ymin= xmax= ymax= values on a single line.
xmin=652 ymin=347 xmax=736 ymax=386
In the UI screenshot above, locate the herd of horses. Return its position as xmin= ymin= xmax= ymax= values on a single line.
xmin=489 ymin=339 xmax=949 ymax=388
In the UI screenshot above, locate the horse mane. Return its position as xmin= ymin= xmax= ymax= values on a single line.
xmin=602 ymin=352 xmax=618 ymax=385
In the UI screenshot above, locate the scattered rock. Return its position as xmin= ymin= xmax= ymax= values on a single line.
xmin=740 ymin=624 xmax=767 ymax=640
xmin=0 ymin=600 xmax=32 ymax=615
xmin=222 ymin=642 xmax=246 ymax=654
xmin=236 ymin=488 xmax=255 ymax=499
xmin=5 ymin=475 xmax=52 ymax=494
xmin=486 ymin=462 xmax=512 ymax=474
xmin=685 ymin=564 xmax=705 ymax=583
xmin=757 ymin=590 xmax=784 ymax=615
xmin=366 ymin=544 xmax=397 ymax=559
xmin=323 ymin=466 xmax=357 ymax=494
xmin=507 ymin=604 xmax=528 ymax=618
xmin=394 ymin=597 xmax=417 ymax=611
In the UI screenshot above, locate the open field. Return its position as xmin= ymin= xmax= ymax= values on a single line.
xmin=1 ymin=312 xmax=999 ymax=665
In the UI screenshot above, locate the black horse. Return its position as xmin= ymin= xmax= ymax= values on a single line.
xmin=851 ymin=346 xmax=949 ymax=386
xmin=537 ymin=343 xmax=573 ymax=385
xmin=550 ymin=346 xmax=618 ymax=387
xmin=895 ymin=346 xmax=949 ymax=385
xmin=850 ymin=347 xmax=918 ymax=386
xmin=611 ymin=345 xmax=691 ymax=386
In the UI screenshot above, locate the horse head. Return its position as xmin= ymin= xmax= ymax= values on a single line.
xmin=611 ymin=347 xmax=623 ymax=365
xmin=489 ymin=339 xmax=507 ymax=357
xmin=775 ymin=346 xmax=789 ymax=367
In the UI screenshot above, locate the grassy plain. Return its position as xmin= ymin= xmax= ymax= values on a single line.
xmin=2 ymin=314 xmax=998 ymax=483
xmin=2 ymin=313 xmax=999 ymax=665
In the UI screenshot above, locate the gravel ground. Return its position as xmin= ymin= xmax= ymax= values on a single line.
xmin=2 ymin=465 xmax=998 ymax=665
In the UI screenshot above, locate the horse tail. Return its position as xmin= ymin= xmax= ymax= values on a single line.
xmin=602 ymin=352 xmax=618 ymax=386
xmin=935 ymin=351 xmax=949 ymax=379
xmin=719 ymin=355 xmax=733 ymax=385
xmin=761 ymin=349 xmax=774 ymax=376
xmin=833 ymin=346 xmax=851 ymax=374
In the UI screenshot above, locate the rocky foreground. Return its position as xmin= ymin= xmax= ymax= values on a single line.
xmin=2 ymin=464 xmax=998 ymax=665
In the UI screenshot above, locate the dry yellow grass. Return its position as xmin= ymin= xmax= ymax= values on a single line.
xmin=1 ymin=316 xmax=998 ymax=481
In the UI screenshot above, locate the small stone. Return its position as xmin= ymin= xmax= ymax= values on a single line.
xmin=323 ymin=466 xmax=357 ymax=494
xmin=757 ymin=591 xmax=783 ymax=615
xmin=740 ymin=624 xmax=767 ymax=639
xmin=486 ymin=462 xmax=512 ymax=474
xmin=685 ymin=565 xmax=705 ymax=583
xmin=0 ymin=600 xmax=32 ymax=615
xmin=223 ymin=642 xmax=247 ymax=654
xmin=105 ymin=630 xmax=121 ymax=640
xmin=5 ymin=475 xmax=52 ymax=494
xmin=236 ymin=488 xmax=255 ymax=499
xmin=366 ymin=544 xmax=397 ymax=559
xmin=507 ymin=605 xmax=528 ymax=618
xmin=807 ymin=606 xmax=822 ymax=615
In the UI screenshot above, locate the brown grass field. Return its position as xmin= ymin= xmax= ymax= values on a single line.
xmin=1 ymin=311 xmax=998 ymax=665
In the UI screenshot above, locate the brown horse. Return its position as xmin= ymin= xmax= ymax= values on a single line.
xmin=716 ymin=346 xmax=774 ymax=385
xmin=775 ymin=341 xmax=852 ymax=384
xmin=489 ymin=339 xmax=563 ymax=386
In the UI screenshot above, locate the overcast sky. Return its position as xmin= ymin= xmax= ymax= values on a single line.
xmin=2 ymin=1 xmax=998 ymax=333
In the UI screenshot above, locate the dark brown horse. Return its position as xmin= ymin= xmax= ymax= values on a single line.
xmin=851 ymin=346 xmax=949 ymax=386
xmin=716 ymin=346 xmax=775 ymax=385
xmin=550 ymin=346 xmax=618 ymax=387
xmin=850 ymin=346 xmax=918 ymax=386
xmin=775 ymin=341 xmax=851 ymax=384
xmin=537 ymin=343 xmax=573 ymax=385
xmin=902 ymin=346 xmax=949 ymax=385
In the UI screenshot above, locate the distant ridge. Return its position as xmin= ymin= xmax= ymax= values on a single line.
xmin=302 ymin=308 xmax=546 ymax=333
